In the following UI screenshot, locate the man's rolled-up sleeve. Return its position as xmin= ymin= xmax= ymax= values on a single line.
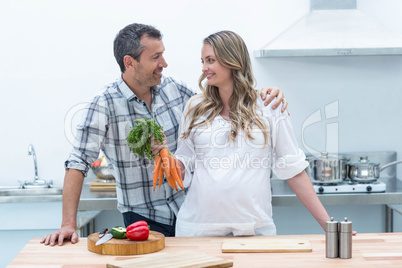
xmin=64 ymin=95 xmax=108 ymax=176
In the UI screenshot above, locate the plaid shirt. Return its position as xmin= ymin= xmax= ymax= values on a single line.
xmin=65 ymin=76 xmax=195 ymax=226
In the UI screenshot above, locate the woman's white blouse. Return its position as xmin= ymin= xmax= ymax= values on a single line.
xmin=174 ymin=96 xmax=308 ymax=236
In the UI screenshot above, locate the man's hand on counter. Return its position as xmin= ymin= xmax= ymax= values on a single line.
xmin=40 ymin=168 xmax=84 ymax=246
xmin=40 ymin=225 xmax=78 ymax=246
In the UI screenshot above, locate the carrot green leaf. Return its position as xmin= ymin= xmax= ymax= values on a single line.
xmin=126 ymin=119 xmax=164 ymax=160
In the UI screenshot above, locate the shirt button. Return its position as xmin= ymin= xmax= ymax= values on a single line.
xmin=143 ymin=103 xmax=146 ymax=106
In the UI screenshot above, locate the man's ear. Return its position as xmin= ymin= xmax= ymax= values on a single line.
xmin=124 ymin=55 xmax=138 ymax=71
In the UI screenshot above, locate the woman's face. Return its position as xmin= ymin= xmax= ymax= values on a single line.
xmin=201 ymin=43 xmax=232 ymax=88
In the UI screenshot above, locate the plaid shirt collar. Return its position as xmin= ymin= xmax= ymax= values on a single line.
xmin=117 ymin=76 xmax=160 ymax=102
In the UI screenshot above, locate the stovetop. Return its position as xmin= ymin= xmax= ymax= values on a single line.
xmin=313 ymin=181 xmax=386 ymax=194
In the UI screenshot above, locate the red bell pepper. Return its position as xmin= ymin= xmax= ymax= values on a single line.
xmin=92 ymin=161 xmax=101 ymax=166
xmin=126 ymin=220 xmax=148 ymax=233
xmin=126 ymin=225 xmax=149 ymax=241
xmin=126 ymin=220 xmax=149 ymax=241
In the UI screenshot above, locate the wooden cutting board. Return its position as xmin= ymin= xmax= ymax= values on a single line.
xmin=107 ymin=250 xmax=233 ymax=268
xmin=221 ymin=239 xmax=312 ymax=253
xmin=87 ymin=231 xmax=165 ymax=255
xmin=89 ymin=179 xmax=116 ymax=192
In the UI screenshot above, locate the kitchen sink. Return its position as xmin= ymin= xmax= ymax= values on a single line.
xmin=0 ymin=187 xmax=63 ymax=196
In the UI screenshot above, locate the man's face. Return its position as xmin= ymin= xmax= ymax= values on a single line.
xmin=134 ymin=36 xmax=168 ymax=87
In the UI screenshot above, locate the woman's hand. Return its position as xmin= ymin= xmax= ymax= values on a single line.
xmin=260 ymin=87 xmax=289 ymax=114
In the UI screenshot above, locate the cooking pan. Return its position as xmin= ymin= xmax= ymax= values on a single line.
xmin=348 ymin=156 xmax=402 ymax=183
xmin=306 ymin=152 xmax=349 ymax=185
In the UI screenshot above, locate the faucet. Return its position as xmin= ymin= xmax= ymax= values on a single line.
xmin=28 ymin=144 xmax=40 ymax=181
xmin=20 ymin=144 xmax=52 ymax=188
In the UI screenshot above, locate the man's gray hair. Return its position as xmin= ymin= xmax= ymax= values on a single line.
xmin=113 ymin=23 xmax=162 ymax=73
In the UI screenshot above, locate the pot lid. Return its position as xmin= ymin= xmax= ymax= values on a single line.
xmin=350 ymin=156 xmax=379 ymax=166
xmin=306 ymin=152 xmax=348 ymax=160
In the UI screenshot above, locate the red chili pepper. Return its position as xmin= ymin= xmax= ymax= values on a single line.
xmin=126 ymin=226 xmax=149 ymax=241
xmin=126 ymin=220 xmax=148 ymax=233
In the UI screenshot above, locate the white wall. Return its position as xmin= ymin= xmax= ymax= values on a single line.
xmin=0 ymin=0 xmax=310 ymax=186
xmin=0 ymin=0 xmax=401 ymax=234
xmin=1 ymin=0 xmax=402 ymax=187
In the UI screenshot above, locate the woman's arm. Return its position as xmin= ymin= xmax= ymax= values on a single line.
xmin=286 ymin=170 xmax=330 ymax=231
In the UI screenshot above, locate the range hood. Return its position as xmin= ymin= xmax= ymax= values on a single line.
xmin=255 ymin=0 xmax=402 ymax=57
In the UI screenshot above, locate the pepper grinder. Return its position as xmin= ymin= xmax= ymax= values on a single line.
xmin=325 ymin=217 xmax=339 ymax=258
xmin=339 ymin=217 xmax=352 ymax=259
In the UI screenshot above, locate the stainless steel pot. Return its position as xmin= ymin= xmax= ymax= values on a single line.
xmin=92 ymin=166 xmax=115 ymax=182
xmin=348 ymin=156 xmax=402 ymax=183
xmin=306 ymin=152 xmax=349 ymax=185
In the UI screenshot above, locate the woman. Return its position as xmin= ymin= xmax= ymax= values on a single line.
xmin=163 ymin=31 xmax=330 ymax=236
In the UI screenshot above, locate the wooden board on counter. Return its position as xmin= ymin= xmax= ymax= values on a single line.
xmin=107 ymin=250 xmax=233 ymax=268
xmin=87 ymin=231 xmax=165 ymax=255
xmin=9 ymin=233 xmax=402 ymax=267
xmin=89 ymin=178 xmax=116 ymax=192
xmin=222 ymin=238 xmax=312 ymax=253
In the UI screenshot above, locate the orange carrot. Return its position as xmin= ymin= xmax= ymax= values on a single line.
xmin=170 ymin=156 xmax=184 ymax=191
xmin=175 ymin=158 xmax=184 ymax=190
xmin=169 ymin=155 xmax=180 ymax=191
xmin=158 ymin=164 xmax=163 ymax=189
xmin=158 ymin=148 xmax=183 ymax=192
xmin=160 ymin=148 xmax=174 ymax=189
xmin=165 ymin=171 xmax=175 ymax=190
xmin=153 ymin=155 xmax=161 ymax=190
xmin=159 ymin=148 xmax=170 ymax=172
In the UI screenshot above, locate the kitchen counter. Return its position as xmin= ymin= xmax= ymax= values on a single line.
xmin=272 ymin=177 xmax=402 ymax=206
xmin=77 ymin=176 xmax=402 ymax=233
xmin=2 ymin=172 xmax=402 ymax=231
xmin=2 ymin=176 xmax=401 ymax=207
xmin=77 ymin=176 xmax=402 ymax=210
xmin=8 ymin=233 xmax=402 ymax=267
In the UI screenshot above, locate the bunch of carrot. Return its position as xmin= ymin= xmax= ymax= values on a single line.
xmin=126 ymin=118 xmax=184 ymax=192
xmin=153 ymin=148 xmax=184 ymax=192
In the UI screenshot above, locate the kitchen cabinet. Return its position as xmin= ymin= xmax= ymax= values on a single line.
xmin=0 ymin=202 xmax=61 ymax=267
xmin=9 ymin=233 xmax=402 ymax=267
xmin=79 ymin=176 xmax=402 ymax=235
xmin=271 ymin=177 xmax=402 ymax=234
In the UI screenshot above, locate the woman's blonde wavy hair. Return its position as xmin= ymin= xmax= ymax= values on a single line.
xmin=181 ymin=31 xmax=269 ymax=146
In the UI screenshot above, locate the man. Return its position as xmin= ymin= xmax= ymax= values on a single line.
xmin=41 ymin=23 xmax=287 ymax=246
